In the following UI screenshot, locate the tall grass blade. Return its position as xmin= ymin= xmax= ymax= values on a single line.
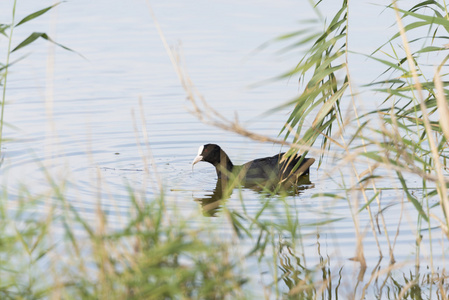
xmin=397 ymin=172 xmax=429 ymax=222
xmin=12 ymin=32 xmax=76 ymax=54
xmin=15 ymin=2 xmax=62 ymax=27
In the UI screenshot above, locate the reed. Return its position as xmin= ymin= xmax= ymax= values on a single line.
xmin=1 ymin=0 xmax=449 ymax=299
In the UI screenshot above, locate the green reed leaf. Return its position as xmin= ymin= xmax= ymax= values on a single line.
xmin=397 ymin=172 xmax=429 ymax=222
xmin=15 ymin=2 xmax=62 ymax=27
xmin=397 ymin=7 xmax=449 ymax=32
xmin=11 ymin=32 xmax=80 ymax=57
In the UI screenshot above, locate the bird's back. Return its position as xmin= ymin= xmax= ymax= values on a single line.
xmin=241 ymin=152 xmax=312 ymax=182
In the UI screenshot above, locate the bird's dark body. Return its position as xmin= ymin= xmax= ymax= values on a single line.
xmin=241 ymin=152 xmax=310 ymax=181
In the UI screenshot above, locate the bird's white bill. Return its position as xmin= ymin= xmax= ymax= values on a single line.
xmin=192 ymin=145 xmax=204 ymax=168
xmin=192 ymin=155 xmax=203 ymax=166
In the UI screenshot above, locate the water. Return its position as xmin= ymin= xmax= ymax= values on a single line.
xmin=1 ymin=0 xmax=448 ymax=298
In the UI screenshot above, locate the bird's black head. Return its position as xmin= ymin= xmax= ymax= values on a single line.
xmin=192 ymin=144 xmax=223 ymax=166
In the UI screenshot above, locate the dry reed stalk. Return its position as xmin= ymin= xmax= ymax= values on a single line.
xmin=340 ymin=1 xmax=396 ymax=264
xmin=393 ymin=2 xmax=449 ymax=237
xmin=337 ymin=120 xmax=382 ymax=263
xmin=138 ymin=98 xmax=163 ymax=193
xmin=435 ymin=72 xmax=449 ymax=142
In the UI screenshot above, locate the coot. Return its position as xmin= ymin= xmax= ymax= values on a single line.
xmin=192 ymin=144 xmax=315 ymax=184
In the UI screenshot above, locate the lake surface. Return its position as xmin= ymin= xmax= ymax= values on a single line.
xmin=1 ymin=0 xmax=447 ymax=298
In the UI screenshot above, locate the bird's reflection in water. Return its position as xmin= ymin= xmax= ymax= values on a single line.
xmin=194 ymin=175 xmax=314 ymax=217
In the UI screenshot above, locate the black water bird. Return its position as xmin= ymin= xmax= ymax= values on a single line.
xmin=192 ymin=144 xmax=315 ymax=186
